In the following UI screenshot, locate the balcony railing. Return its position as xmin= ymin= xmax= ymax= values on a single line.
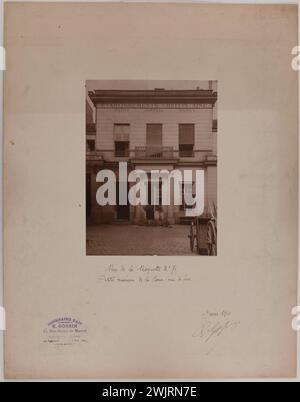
xmin=115 ymin=150 xmax=130 ymax=158
xmin=179 ymin=150 xmax=195 ymax=157
xmin=134 ymin=146 xmax=174 ymax=159
xmin=86 ymin=150 xmax=103 ymax=161
xmin=86 ymin=148 xmax=214 ymax=161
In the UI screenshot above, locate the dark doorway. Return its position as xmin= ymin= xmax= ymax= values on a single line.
xmin=116 ymin=181 xmax=130 ymax=220
xmin=86 ymin=173 xmax=91 ymax=218
xmin=146 ymin=179 xmax=155 ymax=220
xmin=145 ymin=206 xmax=154 ymax=220
xmin=117 ymin=205 xmax=130 ymax=220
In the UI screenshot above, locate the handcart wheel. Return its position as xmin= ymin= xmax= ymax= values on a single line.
xmin=207 ymin=220 xmax=217 ymax=256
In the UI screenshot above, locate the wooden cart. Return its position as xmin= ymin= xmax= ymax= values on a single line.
xmin=188 ymin=203 xmax=217 ymax=255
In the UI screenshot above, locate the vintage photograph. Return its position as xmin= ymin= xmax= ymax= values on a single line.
xmin=86 ymin=80 xmax=218 ymax=255
xmin=5 ymin=2 xmax=298 ymax=380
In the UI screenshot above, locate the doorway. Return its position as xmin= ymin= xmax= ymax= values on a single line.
xmin=116 ymin=181 xmax=130 ymax=220
xmin=146 ymin=178 xmax=155 ymax=220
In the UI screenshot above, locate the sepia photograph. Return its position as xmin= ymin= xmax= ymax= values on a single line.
xmin=86 ymin=80 xmax=218 ymax=255
xmin=3 ymin=2 xmax=298 ymax=381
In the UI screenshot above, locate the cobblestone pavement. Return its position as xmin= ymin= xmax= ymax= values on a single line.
xmin=86 ymin=224 xmax=195 ymax=255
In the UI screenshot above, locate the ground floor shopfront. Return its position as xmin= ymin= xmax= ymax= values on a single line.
xmin=86 ymin=158 xmax=217 ymax=225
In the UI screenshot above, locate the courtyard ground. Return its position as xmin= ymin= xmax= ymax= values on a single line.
xmin=86 ymin=224 xmax=195 ymax=256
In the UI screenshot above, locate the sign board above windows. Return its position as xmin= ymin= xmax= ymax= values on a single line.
xmin=98 ymin=103 xmax=212 ymax=109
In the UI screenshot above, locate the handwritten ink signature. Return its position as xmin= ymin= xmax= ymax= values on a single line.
xmin=192 ymin=310 xmax=240 ymax=343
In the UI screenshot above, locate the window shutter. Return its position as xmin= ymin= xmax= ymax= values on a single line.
xmin=146 ymin=124 xmax=162 ymax=146
xmin=179 ymin=124 xmax=195 ymax=145
xmin=114 ymin=124 xmax=130 ymax=141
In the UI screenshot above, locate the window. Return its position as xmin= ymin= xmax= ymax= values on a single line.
xmin=212 ymin=120 xmax=218 ymax=132
xmin=146 ymin=124 xmax=163 ymax=158
xmin=86 ymin=139 xmax=95 ymax=151
xmin=146 ymin=124 xmax=162 ymax=146
xmin=179 ymin=124 xmax=194 ymax=157
xmin=115 ymin=141 xmax=129 ymax=157
xmin=114 ymin=124 xmax=130 ymax=157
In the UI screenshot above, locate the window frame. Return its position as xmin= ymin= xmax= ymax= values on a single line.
xmin=114 ymin=140 xmax=130 ymax=158
xmin=178 ymin=124 xmax=195 ymax=157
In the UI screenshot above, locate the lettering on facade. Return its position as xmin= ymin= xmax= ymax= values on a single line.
xmin=97 ymin=103 xmax=212 ymax=109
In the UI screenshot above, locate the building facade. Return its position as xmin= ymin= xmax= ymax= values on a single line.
xmin=86 ymin=86 xmax=217 ymax=225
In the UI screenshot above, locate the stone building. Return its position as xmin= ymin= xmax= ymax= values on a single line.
xmin=86 ymin=85 xmax=217 ymax=225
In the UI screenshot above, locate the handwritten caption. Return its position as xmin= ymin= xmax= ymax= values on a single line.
xmin=98 ymin=264 xmax=192 ymax=284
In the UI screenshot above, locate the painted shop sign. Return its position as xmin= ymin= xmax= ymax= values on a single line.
xmin=97 ymin=103 xmax=212 ymax=109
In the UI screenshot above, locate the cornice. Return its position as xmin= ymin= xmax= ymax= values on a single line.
xmin=88 ymin=89 xmax=217 ymax=106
